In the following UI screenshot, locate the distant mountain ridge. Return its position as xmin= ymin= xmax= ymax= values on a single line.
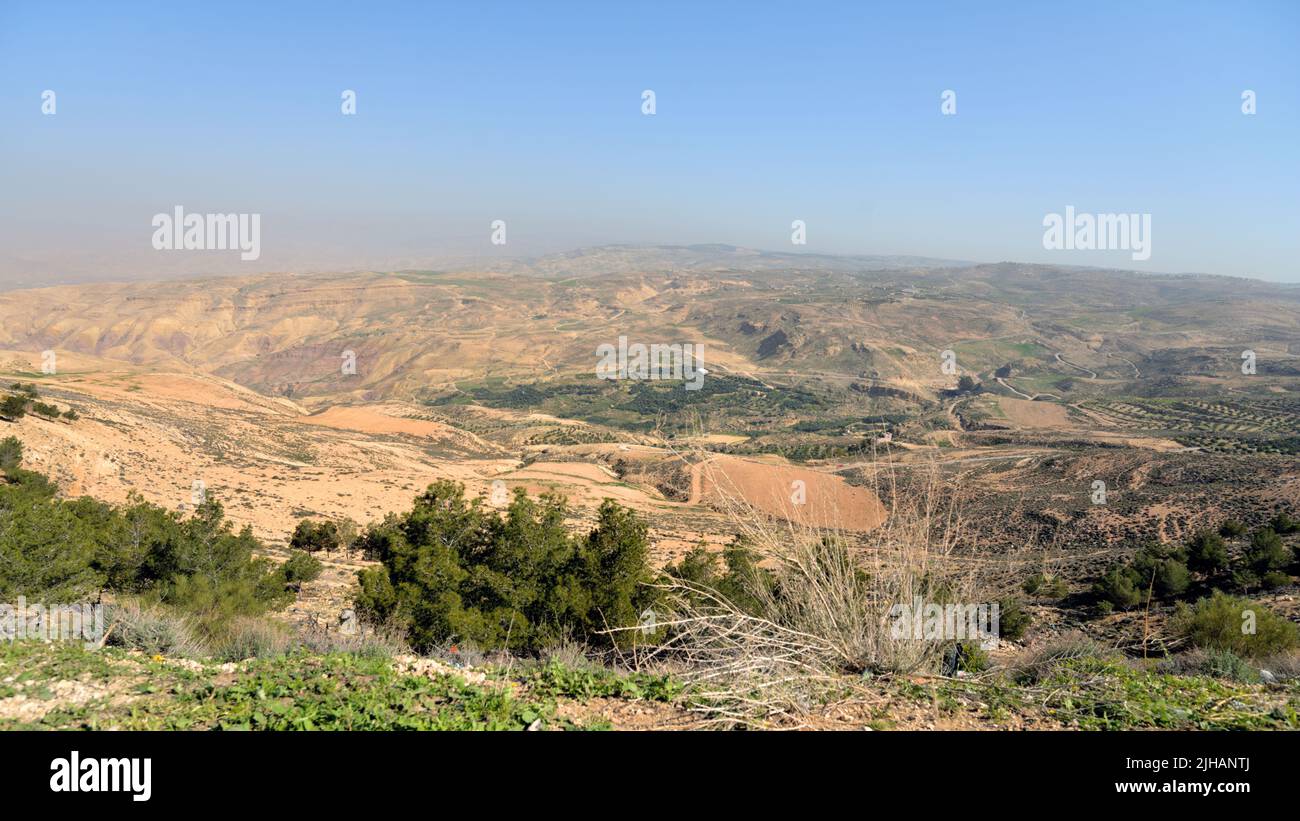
xmin=442 ymin=244 xmax=973 ymax=279
xmin=1 ymin=253 xmax=1297 ymax=409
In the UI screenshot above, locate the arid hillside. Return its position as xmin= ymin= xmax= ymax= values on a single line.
xmin=3 ymin=247 xmax=1299 ymax=583
xmin=4 ymin=250 xmax=1300 ymax=736
xmin=5 ymin=249 xmax=1297 ymax=411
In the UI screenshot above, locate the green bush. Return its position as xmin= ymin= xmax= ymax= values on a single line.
xmin=1131 ymin=544 xmax=1190 ymax=597
xmin=354 ymin=566 xmax=398 ymax=624
xmin=1245 ymin=528 xmax=1289 ymax=573
xmin=1187 ymin=531 xmax=1229 ymax=574
xmin=0 ymin=393 xmax=29 ymax=419
xmin=1153 ymin=557 xmax=1191 ymax=596
xmin=1024 ymin=574 xmax=1069 ymax=599
xmin=1 ymin=466 xmax=58 ymax=497
xmin=1009 ymin=632 xmax=1115 ymax=685
xmin=1171 ymin=592 xmax=1299 ymax=658
xmin=1095 ymin=544 xmax=1192 ymax=608
xmin=282 ymin=550 xmax=323 ymax=588
xmin=139 ymin=498 xmax=293 ymax=619
xmin=955 ymin=640 xmax=990 ymax=673
xmin=354 ymin=481 xmax=658 ymax=653
xmin=1231 ymin=566 xmax=1260 ymax=592
xmin=1093 ymin=564 xmax=1143 ymax=609
xmin=30 ymin=401 xmax=61 ymax=419
xmin=0 ymin=436 xmax=21 ymax=471
xmin=1269 ymin=511 xmax=1299 ymax=535
xmin=0 ymin=480 xmax=104 ymax=601
xmin=290 ymin=519 xmax=341 ymax=553
xmin=997 ymin=597 xmax=1031 ymax=641
xmin=664 ymin=538 xmax=770 ymax=616
xmin=1260 ymin=571 xmax=1291 ymax=590
xmin=1 ymin=458 xmax=292 ymax=621
xmin=1219 ymin=520 xmax=1247 ymax=538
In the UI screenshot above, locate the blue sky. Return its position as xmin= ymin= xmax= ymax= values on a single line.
xmin=1 ymin=0 xmax=1297 ymax=281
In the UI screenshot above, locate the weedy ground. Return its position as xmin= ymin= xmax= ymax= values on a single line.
xmin=0 ymin=641 xmax=689 ymax=731
xmin=3 ymin=640 xmax=1298 ymax=731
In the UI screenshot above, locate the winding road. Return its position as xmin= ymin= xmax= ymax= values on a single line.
xmin=1054 ymin=352 xmax=1097 ymax=379
xmin=995 ymin=376 xmax=1061 ymax=402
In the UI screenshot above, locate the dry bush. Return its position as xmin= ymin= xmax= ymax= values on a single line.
xmin=104 ymin=600 xmax=209 ymax=659
xmin=1154 ymin=647 xmax=1260 ymax=683
xmin=1007 ymin=631 xmax=1117 ymax=685
xmin=420 ymin=640 xmax=493 ymax=669
xmin=543 ymin=638 xmax=600 ymax=671
xmin=1255 ymin=651 xmax=1300 ymax=682
xmin=209 ymin=616 xmax=295 ymax=661
xmin=295 ymin=620 xmax=408 ymax=659
xmin=107 ymin=599 xmax=408 ymax=662
xmin=628 ymin=453 xmax=985 ymax=728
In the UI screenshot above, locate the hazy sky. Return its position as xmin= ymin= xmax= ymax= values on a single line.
xmin=2 ymin=0 xmax=1298 ymax=282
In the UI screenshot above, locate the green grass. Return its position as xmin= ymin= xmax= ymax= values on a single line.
xmin=1037 ymin=659 xmax=1300 ymax=730
xmin=0 ymin=641 xmax=122 ymax=699
xmin=7 ymin=641 xmax=1295 ymax=731
xmin=524 ymin=660 xmax=684 ymax=702
xmin=0 ymin=641 xmax=683 ymax=731
xmin=951 ymin=339 xmax=1049 ymax=371
xmin=889 ymin=657 xmax=1300 ymax=730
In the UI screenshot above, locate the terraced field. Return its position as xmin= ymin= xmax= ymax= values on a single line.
xmin=1081 ymin=396 xmax=1300 ymax=435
